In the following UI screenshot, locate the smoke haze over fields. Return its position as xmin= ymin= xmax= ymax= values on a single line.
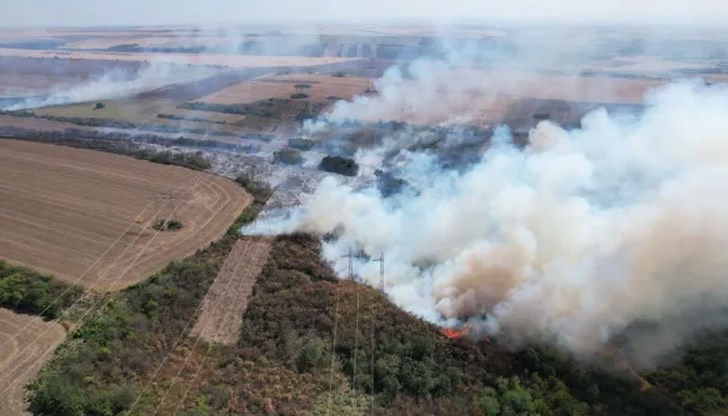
xmin=252 ymin=81 xmax=728 ymax=368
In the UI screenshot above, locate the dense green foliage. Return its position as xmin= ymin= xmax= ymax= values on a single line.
xmin=0 ymin=261 xmax=82 ymax=319
xmin=646 ymin=334 xmax=728 ymax=416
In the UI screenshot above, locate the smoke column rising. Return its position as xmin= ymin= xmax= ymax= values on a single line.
xmin=251 ymin=81 xmax=728 ymax=368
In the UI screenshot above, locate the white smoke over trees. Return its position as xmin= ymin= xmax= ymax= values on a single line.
xmin=251 ymin=81 xmax=728 ymax=368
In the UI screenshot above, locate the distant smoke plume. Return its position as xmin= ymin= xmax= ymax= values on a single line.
xmin=250 ymin=81 xmax=728 ymax=368
xmin=5 ymin=61 xmax=212 ymax=111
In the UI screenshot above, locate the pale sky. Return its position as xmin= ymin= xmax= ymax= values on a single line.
xmin=2 ymin=0 xmax=728 ymax=27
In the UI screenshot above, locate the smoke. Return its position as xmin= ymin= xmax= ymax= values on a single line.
xmin=5 ymin=61 xmax=213 ymax=111
xmin=249 ymin=81 xmax=728 ymax=368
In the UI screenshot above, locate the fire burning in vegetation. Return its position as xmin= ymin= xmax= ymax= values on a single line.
xmin=442 ymin=325 xmax=470 ymax=340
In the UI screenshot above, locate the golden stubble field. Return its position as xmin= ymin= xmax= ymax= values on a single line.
xmin=200 ymin=72 xmax=372 ymax=104
xmin=0 ymin=308 xmax=66 ymax=416
xmin=0 ymin=139 xmax=250 ymax=291
xmin=0 ymin=48 xmax=358 ymax=69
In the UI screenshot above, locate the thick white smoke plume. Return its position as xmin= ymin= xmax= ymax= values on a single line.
xmin=252 ymin=81 xmax=728 ymax=368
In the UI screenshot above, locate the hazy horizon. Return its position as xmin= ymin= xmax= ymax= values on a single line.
xmin=4 ymin=0 xmax=728 ymax=28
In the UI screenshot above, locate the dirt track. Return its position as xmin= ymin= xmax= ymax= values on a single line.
xmin=0 ymin=139 xmax=250 ymax=291
xmin=0 ymin=308 xmax=66 ymax=416
xmin=191 ymin=237 xmax=271 ymax=345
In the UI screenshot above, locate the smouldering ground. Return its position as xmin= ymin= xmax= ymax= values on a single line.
xmin=0 ymin=139 xmax=250 ymax=291
xmin=0 ymin=308 xmax=66 ymax=416
xmin=0 ymin=74 xmax=84 ymax=98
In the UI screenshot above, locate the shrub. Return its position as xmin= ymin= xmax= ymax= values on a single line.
xmin=166 ymin=219 xmax=183 ymax=230
xmin=290 ymin=93 xmax=309 ymax=99
xmin=319 ymin=155 xmax=359 ymax=177
xmin=273 ymin=148 xmax=303 ymax=165
xmin=93 ymin=102 xmax=106 ymax=110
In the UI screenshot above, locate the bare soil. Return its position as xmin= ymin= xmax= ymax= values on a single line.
xmin=0 ymin=139 xmax=250 ymax=291
xmin=0 ymin=308 xmax=66 ymax=416
xmin=201 ymin=73 xmax=372 ymax=104
xmin=190 ymin=237 xmax=272 ymax=345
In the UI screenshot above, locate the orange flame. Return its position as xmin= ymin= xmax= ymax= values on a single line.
xmin=443 ymin=325 xmax=470 ymax=339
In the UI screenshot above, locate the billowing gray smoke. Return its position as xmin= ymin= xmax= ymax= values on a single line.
xmin=250 ymin=81 xmax=728 ymax=368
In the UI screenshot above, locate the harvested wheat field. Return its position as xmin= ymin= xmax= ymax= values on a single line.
xmin=0 ymin=139 xmax=250 ymax=291
xmin=0 ymin=308 xmax=66 ymax=416
xmin=191 ymin=237 xmax=272 ymax=345
xmin=0 ymin=48 xmax=357 ymax=69
xmin=201 ymin=73 xmax=372 ymax=104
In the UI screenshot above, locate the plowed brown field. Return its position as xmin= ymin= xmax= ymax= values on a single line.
xmin=0 ymin=139 xmax=250 ymax=291
xmin=0 ymin=308 xmax=66 ymax=416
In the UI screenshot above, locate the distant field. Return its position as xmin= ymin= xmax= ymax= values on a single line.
xmin=0 ymin=308 xmax=65 ymax=416
xmin=34 ymin=97 xmax=245 ymax=125
xmin=0 ymin=139 xmax=250 ymax=291
xmin=329 ymin=70 xmax=666 ymax=127
xmin=201 ymin=72 xmax=371 ymax=104
xmin=0 ymin=74 xmax=83 ymax=98
xmin=0 ymin=48 xmax=358 ymax=69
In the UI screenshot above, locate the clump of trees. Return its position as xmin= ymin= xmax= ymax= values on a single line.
xmin=273 ymin=148 xmax=304 ymax=166
xmin=0 ymin=261 xmax=82 ymax=319
xmin=144 ymin=150 xmax=212 ymax=170
xmin=319 ymin=155 xmax=359 ymax=176
xmin=152 ymin=219 xmax=183 ymax=231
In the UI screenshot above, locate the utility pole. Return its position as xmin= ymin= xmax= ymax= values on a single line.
xmin=342 ymin=247 xmax=359 ymax=392
xmin=372 ymin=251 xmax=384 ymax=292
xmin=343 ymin=247 xmax=354 ymax=281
